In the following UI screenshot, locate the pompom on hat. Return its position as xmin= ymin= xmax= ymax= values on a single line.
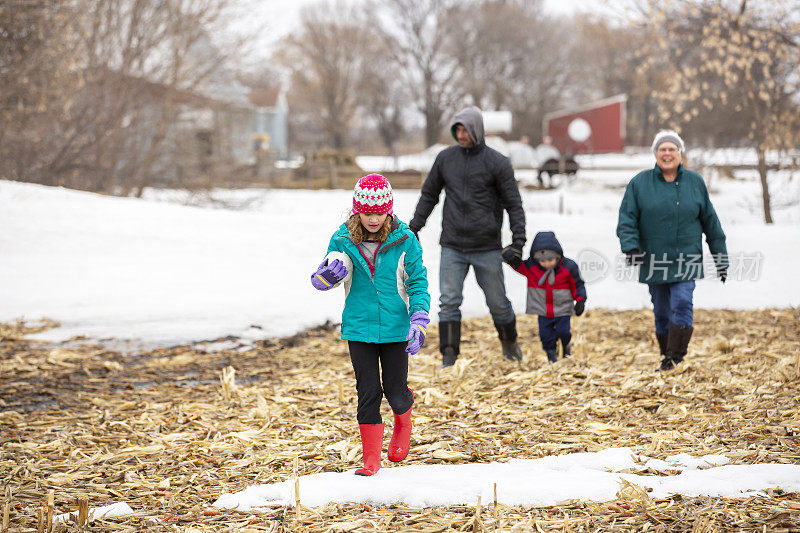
xmin=651 ymin=129 xmax=685 ymax=155
xmin=352 ymin=174 xmax=393 ymax=215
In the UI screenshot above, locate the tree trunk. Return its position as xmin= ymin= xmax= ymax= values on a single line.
xmin=132 ymin=101 xmax=171 ymax=198
xmin=756 ymin=144 xmax=773 ymax=224
xmin=332 ymin=131 xmax=344 ymax=150
xmin=425 ymin=111 xmax=439 ymax=147
xmin=423 ymin=70 xmax=440 ymax=147
xmin=640 ymin=97 xmax=652 ymax=146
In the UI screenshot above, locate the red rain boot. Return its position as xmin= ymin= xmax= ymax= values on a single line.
xmin=355 ymin=423 xmax=384 ymax=476
xmin=387 ymin=404 xmax=412 ymax=462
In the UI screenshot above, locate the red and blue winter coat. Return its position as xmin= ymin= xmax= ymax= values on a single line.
xmin=511 ymin=231 xmax=586 ymax=318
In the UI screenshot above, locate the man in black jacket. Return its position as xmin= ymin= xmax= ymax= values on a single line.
xmin=410 ymin=106 xmax=526 ymax=367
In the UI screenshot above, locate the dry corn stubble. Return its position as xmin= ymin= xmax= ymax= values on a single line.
xmin=1 ymin=309 xmax=799 ymax=531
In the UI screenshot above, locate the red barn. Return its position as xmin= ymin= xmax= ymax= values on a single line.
xmin=543 ymin=94 xmax=626 ymax=154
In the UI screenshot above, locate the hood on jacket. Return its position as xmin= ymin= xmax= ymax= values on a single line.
xmin=529 ymin=231 xmax=564 ymax=257
xmin=450 ymin=106 xmax=485 ymax=146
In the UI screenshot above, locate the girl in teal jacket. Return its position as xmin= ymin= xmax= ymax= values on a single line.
xmin=311 ymin=174 xmax=430 ymax=477
xmin=617 ymin=130 xmax=727 ymax=371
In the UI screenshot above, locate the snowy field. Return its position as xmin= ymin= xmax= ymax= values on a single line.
xmin=0 ymin=160 xmax=798 ymax=348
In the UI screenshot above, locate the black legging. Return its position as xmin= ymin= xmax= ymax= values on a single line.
xmin=348 ymin=340 xmax=414 ymax=424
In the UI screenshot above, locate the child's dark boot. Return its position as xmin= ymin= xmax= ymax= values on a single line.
xmin=562 ymin=341 xmax=571 ymax=357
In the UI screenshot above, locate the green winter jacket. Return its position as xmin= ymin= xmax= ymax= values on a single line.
xmin=617 ymin=164 xmax=728 ymax=284
xmin=326 ymin=216 xmax=430 ymax=343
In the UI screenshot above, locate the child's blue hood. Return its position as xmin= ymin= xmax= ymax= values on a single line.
xmin=529 ymin=231 xmax=564 ymax=256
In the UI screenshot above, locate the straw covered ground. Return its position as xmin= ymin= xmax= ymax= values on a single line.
xmin=2 ymin=308 xmax=800 ymax=532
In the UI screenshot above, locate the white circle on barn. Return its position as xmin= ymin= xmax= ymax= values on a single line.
xmin=567 ymin=118 xmax=591 ymax=142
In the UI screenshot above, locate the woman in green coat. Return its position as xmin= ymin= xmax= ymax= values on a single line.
xmin=616 ymin=130 xmax=728 ymax=371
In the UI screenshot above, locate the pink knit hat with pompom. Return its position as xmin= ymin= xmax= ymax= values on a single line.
xmin=352 ymin=174 xmax=393 ymax=215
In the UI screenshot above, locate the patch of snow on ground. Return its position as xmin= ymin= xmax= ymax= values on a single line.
xmin=212 ymin=448 xmax=800 ymax=510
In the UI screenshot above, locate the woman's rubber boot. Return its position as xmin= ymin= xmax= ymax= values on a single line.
xmin=355 ymin=423 xmax=384 ymax=476
xmin=388 ymin=405 xmax=412 ymax=462
xmin=658 ymin=323 xmax=693 ymax=371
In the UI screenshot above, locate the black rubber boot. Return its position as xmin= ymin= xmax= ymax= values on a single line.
xmin=656 ymin=333 xmax=668 ymax=356
xmin=545 ymin=349 xmax=558 ymax=363
xmin=441 ymin=347 xmax=457 ymax=368
xmin=659 ymin=356 xmax=677 ymax=372
xmin=494 ymin=319 xmax=523 ymax=362
xmin=439 ymin=321 xmax=461 ymax=368
xmin=658 ymin=323 xmax=693 ymax=371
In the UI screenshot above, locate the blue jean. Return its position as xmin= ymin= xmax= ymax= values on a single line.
xmin=538 ymin=316 xmax=571 ymax=351
xmin=648 ymin=281 xmax=695 ymax=335
xmin=439 ymin=246 xmax=515 ymax=324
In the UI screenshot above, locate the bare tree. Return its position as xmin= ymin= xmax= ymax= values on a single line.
xmin=571 ymin=16 xmax=662 ymax=146
xmin=0 ymin=2 xmax=84 ymax=185
xmin=1 ymin=0 xmax=244 ymax=195
xmin=440 ymin=1 xmax=583 ymax=143
xmin=383 ymin=0 xmax=463 ymax=147
xmin=276 ymin=2 xmax=376 ymax=150
xmin=449 ymin=1 xmax=538 ymax=110
xmin=357 ymin=20 xmax=409 ymax=158
xmin=504 ymin=11 xmax=577 ymax=142
xmin=94 ymin=0 xmax=240 ymax=196
xmin=634 ymin=0 xmax=800 ymax=223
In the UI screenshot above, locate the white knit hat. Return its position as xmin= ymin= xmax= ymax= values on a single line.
xmin=651 ymin=130 xmax=685 ymax=155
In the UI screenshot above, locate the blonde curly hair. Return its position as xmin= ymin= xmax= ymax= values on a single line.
xmin=346 ymin=213 xmax=392 ymax=245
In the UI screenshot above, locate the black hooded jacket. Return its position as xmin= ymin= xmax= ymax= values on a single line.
xmin=409 ymin=107 xmax=526 ymax=252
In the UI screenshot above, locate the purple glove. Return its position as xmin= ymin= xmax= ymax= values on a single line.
xmin=405 ymin=310 xmax=430 ymax=355
xmin=311 ymin=258 xmax=348 ymax=291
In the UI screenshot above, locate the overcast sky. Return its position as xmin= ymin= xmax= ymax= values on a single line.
xmin=229 ymin=0 xmax=632 ymax=61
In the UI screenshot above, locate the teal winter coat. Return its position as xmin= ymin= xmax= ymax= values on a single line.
xmin=325 ymin=216 xmax=430 ymax=343
xmin=617 ymin=164 xmax=728 ymax=284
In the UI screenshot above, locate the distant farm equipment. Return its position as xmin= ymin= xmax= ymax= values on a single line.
xmin=289 ymin=149 xmax=423 ymax=189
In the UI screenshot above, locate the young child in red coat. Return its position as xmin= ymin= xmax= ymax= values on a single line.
xmin=503 ymin=231 xmax=586 ymax=362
